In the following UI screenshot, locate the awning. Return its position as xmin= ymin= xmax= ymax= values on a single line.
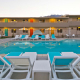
xmin=33 ymin=30 xmax=42 ymax=35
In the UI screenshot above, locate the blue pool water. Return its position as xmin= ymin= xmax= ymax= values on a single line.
xmin=0 ymin=39 xmax=80 ymax=54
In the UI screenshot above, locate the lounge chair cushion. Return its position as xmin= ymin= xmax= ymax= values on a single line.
xmin=3 ymin=52 xmax=22 ymax=65
xmin=41 ymin=35 xmax=45 ymax=39
xmin=31 ymin=35 xmax=35 ymax=39
xmin=55 ymin=58 xmax=73 ymax=65
xmin=48 ymin=52 xmax=61 ymax=64
xmin=20 ymin=35 xmax=25 ymax=39
xmin=52 ymin=34 xmax=56 ymax=39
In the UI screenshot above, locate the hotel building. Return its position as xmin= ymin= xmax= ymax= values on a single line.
xmin=0 ymin=15 xmax=80 ymax=37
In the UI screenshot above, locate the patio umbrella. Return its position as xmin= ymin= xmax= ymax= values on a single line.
xmin=19 ymin=27 xmax=28 ymax=30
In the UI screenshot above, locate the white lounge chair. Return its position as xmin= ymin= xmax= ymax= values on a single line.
xmin=12 ymin=35 xmax=19 ymax=40
xmin=66 ymin=34 xmax=69 ymax=38
xmin=23 ymin=35 xmax=29 ymax=40
xmin=19 ymin=35 xmax=22 ymax=38
xmin=2 ymin=34 xmax=5 ymax=37
xmin=61 ymin=52 xmax=79 ymax=57
xmin=72 ymin=57 xmax=80 ymax=76
xmin=48 ymin=52 xmax=79 ymax=80
xmin=19 ymin=35 xmax=26 ymax=40
xmin=4 ymin=56 xmax=31 ymax=80
xmin=32 ymin=60 xmax=51 ymax=80
xmin=34 ymin=35 xmax=39 ymax=40
xmin=72 ymin=34 xmax=75 ymax=37
xmin=45 ymin=34 xmax=50 ymax=40
xmin=0 ymin=56 xmax=10 ymax=79
xmin=22 ymin=52 xmax=37 ymax=66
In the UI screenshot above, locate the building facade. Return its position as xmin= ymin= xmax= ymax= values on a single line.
xmin=0 ymin=15 xmax=80 ymax=37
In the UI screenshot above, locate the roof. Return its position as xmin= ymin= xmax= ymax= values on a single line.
xmin=0 ymin=17 xmax=69 ymax=19
xmin=66 ymin=15 xmax=80 ymax=17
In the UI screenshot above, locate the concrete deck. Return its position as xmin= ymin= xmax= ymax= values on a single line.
xmin=0 ymin=37 xmax=80 ymax=44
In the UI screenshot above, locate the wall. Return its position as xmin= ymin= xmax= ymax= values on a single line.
xmin=0 ymin=27 xmax=80 ymax=37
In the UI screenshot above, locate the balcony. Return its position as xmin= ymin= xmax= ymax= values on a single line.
xmin=0 ymin=22 xmax=69 ymax=28
xmin=68 ymin=21 xmax=80 ymax=27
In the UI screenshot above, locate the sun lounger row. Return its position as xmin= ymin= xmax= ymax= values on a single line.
xmin=12 ymin=35 xmax=29 ymax=40
xmin=30 ymin=34 xmax=56 ymax=40
xmin=0 ymin=52 xmax=80 ymax=80
xmin=12 ymin=34 xmax=56 ymax=40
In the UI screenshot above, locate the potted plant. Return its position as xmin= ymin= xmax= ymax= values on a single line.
xmin=12 ymin=33 xmax=14 ymax=38
xmin=62 ymin=34 xmax=64 ymax=38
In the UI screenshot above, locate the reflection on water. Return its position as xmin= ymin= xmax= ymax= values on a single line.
xmin=0 ymin=39 xmax=80 ymax=54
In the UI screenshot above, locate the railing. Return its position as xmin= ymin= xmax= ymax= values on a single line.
xmin=68 ymin=21 xmax=80 ymax=26
xmin=0 ymin=21 xmax=80 ymax=27
xmin=0 ymin=22 xmax=69 ymax=27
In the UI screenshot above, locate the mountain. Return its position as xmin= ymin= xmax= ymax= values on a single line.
xmin=44 ymin=15 xmax=62 ymax=17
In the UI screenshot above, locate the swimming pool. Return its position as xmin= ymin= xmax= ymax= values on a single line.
xmin=0 ymin=39 xmax=80 ymax=54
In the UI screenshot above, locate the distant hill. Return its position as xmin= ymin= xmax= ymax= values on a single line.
xmin=44 ymin=15 xmax=62 ymax=17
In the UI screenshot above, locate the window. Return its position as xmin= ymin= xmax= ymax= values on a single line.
xmin=11 ymin=20 xmax=16 ymax=21
xmin=23 ymin=20 xmax=25 ymax=21
xmin=39 ymin=19 xmax=45 ymax=22
xmin=23 ymin=30 xmax=28 ymax=33
xmin=57 ymin=29 xmax=62 ymax=33
xmin=77 ymin=27 xmax=80 ymax=30
xmin=11 ymin=29 xmax=16 ymax=33
xmin=40 ymin=29 xmax=45 ymax=33
xmin=57 ymin=19 xmax=63 ymax=21
xmin=77 ymin=18 xmax=80 ymax=20
xmin=71 ymin=28 xmax=73 ymax=29
xmin=12 ymin=20 xmax=14 ymax=21
xmin=23 ymin=19 xmax=28 ymax=21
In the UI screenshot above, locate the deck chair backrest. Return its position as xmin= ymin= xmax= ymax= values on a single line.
xmin=72 ymin=34 xmax=75 ymax=36
xmin=32 ymin=35 xmax=35 ymax=38
xmin=0 ymin=56 xmax=9 ymax=66
xmin=19 ymin=35 xmax=22 ymax=38
xmin=15 ymin=35 xmax=19 ymax=38
xmin=46 ymin=35 xmax=49 ymax=38
xmin=52 ymin=56 xmax=77 ymax=66
xmin=21 ymin=35 xmax=25 ymax=38
xmin=42 ymin=35 xmax=45 ymax=38
xmin=35 ymin=35 xmax=38 ymax=38
xmin=5 ymin=56 xmax=31 ymax=67
xmin=25 ymin=35 xmax=29 ymax=38
xmin=52 ymin=34 xmax=55 ymax=38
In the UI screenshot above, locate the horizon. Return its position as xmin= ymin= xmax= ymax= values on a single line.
xmin=0 ymin=0 xmax=80 ymax=17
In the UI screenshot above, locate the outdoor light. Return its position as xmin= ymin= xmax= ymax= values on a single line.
xmin=14 ymin=20 xmax=16 ymax=21
xmin=78 ymin=18 xmax=80 ymax=19
xmin=59 ymin=43 xmax=60 ymax=45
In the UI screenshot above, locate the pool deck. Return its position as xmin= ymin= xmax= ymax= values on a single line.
xmin=0 ymin=37 xmax=80 ymax=44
